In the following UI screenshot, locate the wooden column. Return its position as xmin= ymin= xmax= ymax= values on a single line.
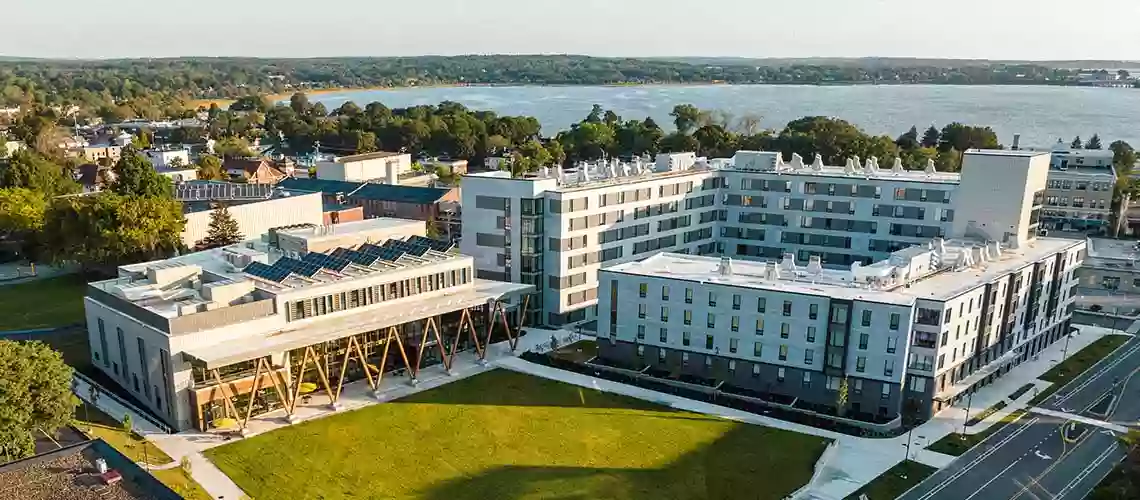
xmin=414 ymin=316 xmax=452 ymax=374
xmin=209 ymin=369 xmax=240 ymax=423
xmin=452 ymin=308 xmax=484 ymax=360
xmin=239 ymin=358 xmax=265 ymax=428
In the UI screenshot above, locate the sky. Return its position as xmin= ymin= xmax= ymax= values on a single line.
xmin=6 ymin=0 xmax=1140 ymax=60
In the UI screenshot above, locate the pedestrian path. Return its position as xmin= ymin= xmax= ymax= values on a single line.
xmin=1029 ymin=407 xmax=1130 ymax=433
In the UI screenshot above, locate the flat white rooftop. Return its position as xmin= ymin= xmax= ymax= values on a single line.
xmin=606 ymin=237 xmax=1083 ymax=306
xmin=275 ymin=217 xmax=423 ymax=241
xmin=1084 ymin=237 xmax=1140 ymax=270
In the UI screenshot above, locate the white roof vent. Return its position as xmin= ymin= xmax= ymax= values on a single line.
xmin=789 ymin=153 xmax=805 ymax=170
xmin=844 ymin=158 xmax=856 ymax=175
xmin=780 ymin=252 xmax=798 ymax=273
xmin=811 ymin=154 xmax=824 ymax=171
xmin=892 ymin=157 xmax=905 ymax=175
xmin=717 ymin=257 xmax=734 ymax=277
xmin=775 ymin=152 xmax=785 ymax=169
xmin=925 ymin=159 xmax=938 ymax=176
xmin=853 ymin=156 xmax=863 ymax=172
xmin=806 ymin=255 xmax=824 ymax=276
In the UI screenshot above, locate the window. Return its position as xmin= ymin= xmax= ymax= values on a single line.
xmin=911 ymin=377 xmax=927 ymax=393
xmin=886 ymin=337 xmax=898 ymax=354
xmin=753 ymin=342 xmax=763 ymax=357
xmin=728 ymin=360 xmax=736 ymax=373
xmin=708 ymin=292 xmax=717 ymax=307
xmin=682 ymin=352 xmax=690 ymax=365
xmin=113 ymin=362 xmax=119 ymax=375
xmin=705 ymin=334 xmax=715 ymax=349
xmin=704 ymin=355 xmax=712 ymax=367
xmin=938 ymin=354 xmax=945 ymax=369
xmin=809 ymin=303 xmax=818 ymax=320
xmin=782 ymin=301 xmax=792 ymax=316
xmin=804 ymin=349 xmax=815 ymax=365
xmin=637 ymin=325 xmax=646 ymax=340
xmin=662 ymin=286 xmax=670 ymax=300
xmin=757 ymin=297 xmax=766 ymax=313
xmin=639 ymin=283 xmax=647 ymax=298
xmin=780 ymin=323 xmax=790 ymax=338
xmin=755 ymin=318 xmax=765 ymax=335
xmin=802 ymin=371 xmax=812 ymax=388
xmin=884 ymin=360 xmax=895 ymax=377
xmin=729 ymin=338 xmax=739 ymax=353
xmin=638 ymin=304 xmax=646 ymax=319
xmin=858 ymin=333 xmax=869 ymax=350
xmin=659 ymin=328 xmax=668 ymax=343
xmin=826 ymin=376 xmax=841 ymax=390
xmin=752 ymin=364 xmax=761 ymax=377
xmin=856 ymin=356 xmax=866 ymax=372
xmin=661 ymin=307 xmax=669 ymax=322
xmin=941 ymin=331 xmax=949 ymax=346
xmin=853 ymin=379 xmax=863 ymax=394
xmin=889 ymin=313 xmax=901 ymax=330
xmin=861 ymin=310 xmax=872 ymax=327
xmin=658 ymin=349 xmax=666 ymax=362
xmin=881 ymin=384 xmax=891 ymax=399
xmin=777 ymin=367 xmax=786 ymax=382
xmin=683 ymin=332 xmax=691 ymax=346
xmin=779 ymin=345 xmax=788 ymax=361
xmin=684 ymin=310 xmax=692 ymax=325
xmin=732 ymin=294 xmax=741 ymax=310
xmin=807 ymin=326 xmax=817 ymax=343
xmin=707 ymin=313 xmax=716 ymax=328
xmin=637 ymin=345 xmax=645 ymax=357
xmin=731 ymin=316 xmax=740 ymax=332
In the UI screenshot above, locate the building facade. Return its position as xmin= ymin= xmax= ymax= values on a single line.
xmin=1041 ymin=146 xmax=1117 ymax=232
xmin=597 ymin=236 xmax=1085 ymax=422
xmin=316 ymin=152 xmax=413 ymax=183
xmin=462 ymin=149 xmax=1052 ymax=328
xmin=181 ymin=190 xmax=324 ymax=248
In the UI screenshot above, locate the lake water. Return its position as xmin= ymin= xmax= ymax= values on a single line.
xmin=306 ymin=85 xmax=1140 ymax=148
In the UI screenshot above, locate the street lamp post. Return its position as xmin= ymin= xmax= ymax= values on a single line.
xmin=961 ymin=390 xmax=975 ymax=435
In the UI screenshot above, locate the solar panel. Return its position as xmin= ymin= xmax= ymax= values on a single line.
xmin=303 ymin=252 xmax=353 ymax=272
xmin=340 ymin=248 xmax=382 ymax=266
xmin=175 ymin=183 xmax=274 ymax=202
xmin=275 ymin=257 xmax=323 ymax=278
xmin=384 ymin=239 xmax=431 ymax=257
xmin=407 ymin=235 xmax=455 ymax=252
xmin=244 ymin=261 xmax=292 ymax=282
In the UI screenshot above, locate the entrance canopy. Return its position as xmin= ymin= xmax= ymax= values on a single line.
xmin=183 ymin=280 xmax=533 ymax=369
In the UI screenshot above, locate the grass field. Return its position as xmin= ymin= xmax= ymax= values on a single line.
xmin=0 ymin=274 xmax=88 ymax=330
xmin=206 ymin=369 xmax=828 ymax=500
xmin=845 ymin=460 xmax=936 ymax=500
xmin=74 ymin=403 xmax=212 ymax=500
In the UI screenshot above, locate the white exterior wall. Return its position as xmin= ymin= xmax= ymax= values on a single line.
xmin=181 ymin=192 xmax=324 ymax=246
xmin=148 ymin=149 xmax=190 ymax=169
xmin=846 ymin=301 xmax=914 ymax=385
xmin=317 ymin=154 xmax=412 ymax=182
xmin=953 ymin=151 xmax=1050 ymax=247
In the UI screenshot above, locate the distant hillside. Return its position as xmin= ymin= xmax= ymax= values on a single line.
xmin=652 ymin=56 xmax=1140 ymax=69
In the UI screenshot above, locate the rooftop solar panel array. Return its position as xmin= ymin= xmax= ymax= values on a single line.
xmin=302 ymin=252 xmax=353 ymax=272
xmin=243 ymin=237 xmax=457 ymax=285
xmin=407 ymin=235 xmax=455 ymax=252
xmin=382 ymin=239 xmax=431 ymax=257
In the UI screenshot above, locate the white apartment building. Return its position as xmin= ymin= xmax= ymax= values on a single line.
xmin=462 ymin=149 xmax=1053 ymax=328
xmin=316 ymin=152 xmax=413 ymax=183
xmin=598 ymin=236 xmax=1085 ymax=422
xmin=83 ymin=225 xmax=531 ymax=431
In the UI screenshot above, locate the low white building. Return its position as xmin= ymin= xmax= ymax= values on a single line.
xmin=148 ymin=149 xmax=191 ymax=169
xmin=181 ymin=189 xmax=324 ymax=248
xmin=316 ymin=152 xmax=413 ymax=183
xmin=83 ymin=229 xmax=531 ymax=431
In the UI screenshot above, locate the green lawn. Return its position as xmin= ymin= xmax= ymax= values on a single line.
xmin=206 ymin=369 xmax=828 ymax=500
xmin=0 ymin=274 xmax=88 ymax=330
xmin=845 ymin=460 xmax=936 ymax=500
xmin=549 ymin=339 xmax=598 ymax=363
xmin=1030 ymin=335 xmax=1130 ymax=405
xmin=927 ymin=410 xmax=1027 ymax=456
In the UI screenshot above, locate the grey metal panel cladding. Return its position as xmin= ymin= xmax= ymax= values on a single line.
xmin=856 ymin=185 xmax=878 ymax=198
xmin=475 ymin=232 xmax=506 ymax=247
xmin=475 ymin=195 xmax=508 ymax=210
xmin=789 ymin=198 xmax=806 ymax=210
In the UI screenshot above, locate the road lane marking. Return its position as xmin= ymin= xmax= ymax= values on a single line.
xmin=1011 ymin=423 xmax=1095 ymax=500
xmin=1033 ymin=450 xmax=1052 ymax=460
xmin=1051 ymin=340 xmax=1140 ymax=406
xmin=913 ymin=417 xmax=1040 ymax=500
xmin=962 ymin=457 xmax=1023 ymax=500
xmin=1055 ymin=444 xmax=1121 ymax=499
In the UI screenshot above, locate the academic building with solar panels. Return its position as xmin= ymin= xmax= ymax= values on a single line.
xmin=82 ymin=217 xmax=533 ymax=432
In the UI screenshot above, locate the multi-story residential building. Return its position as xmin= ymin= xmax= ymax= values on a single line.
xmin=597 ymin=238 xmax=1084 ymax=422
xmin=463 ymin=149 xmax=1052 ymax=328
xmin=1040 ymin=145 xmax=1117 ymax=232
xmin=83 ymin=224 xmax=531 ymax=431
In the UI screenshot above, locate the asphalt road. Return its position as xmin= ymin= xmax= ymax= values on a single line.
xmin=898 ymin=336 xmax=1140 ymax=500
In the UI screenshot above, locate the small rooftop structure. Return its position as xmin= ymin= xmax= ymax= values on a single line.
xmin=607 ymin=236 xmax=1083 ymax=305
xmin=278 ymin=178 xmax=453 ymax=205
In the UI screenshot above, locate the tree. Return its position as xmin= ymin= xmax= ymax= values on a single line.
xmin=670 ymin=104 xmax=704 ymax=134
xmin=1086 ymin=134 xmax=1103 ymax=149
xmin=167 ymin=156 xmax=185 ymax=169
xmin=0 ymin=188 xmax=48 ymax=261
xmin=112 ymin=151 xmax=172 ymax=198
xmin=939 ymin=123 xmax=1000 ymax=152
xmin=230 ymin=95 xmax=271 ymax=113
xmin=692 ymin=124 xmax=736 ymax=158
xmin=896 ymin=126 xmax=920 ymax=150
xmin=836 ymin=378 xmax=849 ymax=417
xmin=1111 ymin=141 xmax=1136 ymax=172
xmin=40 ymin=193 xmax=186 ymax=270
xmin=0 ymin=134 xmax=7 ymax=159
xmin=131 ymin=128 xmax=152 ymax=150
xmin=1071 ymin=136 xmax=1083 ymax=149
xmin=196 ymin=154 xmax=225 ymax=181
xmin=289 ymin=92 xmax=310 ymax=115
xmin=920 ymin=126 xmax=940 ymax=148
xmin=659 ymin=131 xmax=700 ymax=154
xmin=213 ymin=137 xmax=254 ymax=158
xmin=901 ymin=147 xmax=939 ymax=170
xmin=0 ymin=150 xmax=79 ymax=196
xmin=197 ymin=205 xmax=244 ymax=249
xmin=935 ymin=148 xmax=962 ymax=172
xmin=121 ymin=413 xmax=133 ymax=437
xmin=0 ymin=340 xmax=78 ymax=461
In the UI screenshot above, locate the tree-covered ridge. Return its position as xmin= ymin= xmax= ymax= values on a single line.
xmin=0 ymin=55 xmax=1106 ymax=109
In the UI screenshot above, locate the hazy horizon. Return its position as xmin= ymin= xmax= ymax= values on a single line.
xmin=6 ymin=0 xmax=1140 ymax=60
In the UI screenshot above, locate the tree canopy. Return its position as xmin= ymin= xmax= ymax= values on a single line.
xmin=0 ymin=150 xmax=79 ymax=196
xmin=0 ymin=340 xmax=78 ymax=461
xmin=197 ymin=205 xmax=243 ymax=250
xmin=40 ymin=193 xmax=185 ymax=270
xmin=111 ymin=151 xmax=173 ymax=198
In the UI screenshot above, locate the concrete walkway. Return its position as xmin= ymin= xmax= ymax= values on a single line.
xmin=1029 ymin=407 xmax=1130 ymax=433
